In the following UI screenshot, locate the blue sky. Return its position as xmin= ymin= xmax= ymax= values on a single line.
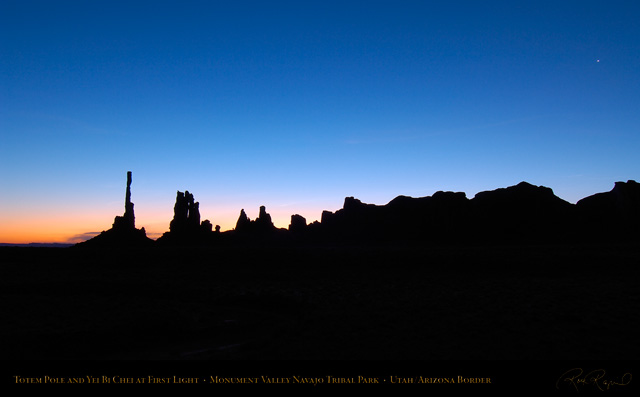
xmin=1 ymin=0 xmax=639 ymax=242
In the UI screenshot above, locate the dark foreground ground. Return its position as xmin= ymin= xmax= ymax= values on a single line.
xmin=1 ymin=242 xmax=639 ymax=361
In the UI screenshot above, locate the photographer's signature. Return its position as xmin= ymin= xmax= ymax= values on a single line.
xmin=556 ymin=368 xmax=632 ymax=391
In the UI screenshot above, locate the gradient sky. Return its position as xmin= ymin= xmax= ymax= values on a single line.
xmin=1 ymin=0 xmax=639 ymax=243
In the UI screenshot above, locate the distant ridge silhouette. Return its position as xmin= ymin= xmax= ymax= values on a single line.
xmin=575 ymin=180 xmax=640 ymax=239
xmin=78 ymin=173 xmax=640 ymax=247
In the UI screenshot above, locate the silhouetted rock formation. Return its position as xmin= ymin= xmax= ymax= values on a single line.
xmin=76 ymin=171 xmax=153 ymax=247
xmin=289 ymin=214 xmax=307 ymax=233
xmin=230 ymin=206 xmax=286 ymax=243
xmin=469 ymin=181 xmax=575 ymax=243
xmin=576 ymin=180 xmax=640 ymax=241
xmin=317 ymin=197 xmax=387 ymax=243
xmin=78 ymin=174 xmax=640 ymax=248
xmin=234 ymin=206 xmax=276 ymax=234
xmin=255 ymin=205 xmax=275 ymax=232
xmin=201 ymin=219 xmax=213 ymax=233
xmin=303 ymin=181 xmax=639 ymax=245
xmin=169 ymin=191 xmax=200 ymax=233
xmin=156 ymin=190 xmax=215 ymax=246
xmin=386 ymin=190 xmax=471 ymax=243
xmin=235 ymin=209 xmax=251 ymax=232
xmin=312 ymin=191 xmax=472 ymax=244
xmin=112 ymin=171 xmax=135 ymax=230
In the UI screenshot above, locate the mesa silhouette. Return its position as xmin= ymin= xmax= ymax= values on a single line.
xmin=77 ymin=172 xmax=640 ymax=248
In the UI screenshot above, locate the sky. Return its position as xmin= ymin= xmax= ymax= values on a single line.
xmin=1 ymin=0 xmax=639 ymax=243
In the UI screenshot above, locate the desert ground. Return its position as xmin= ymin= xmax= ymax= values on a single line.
xmin=1 ymin=242 xmax=639 ymax=362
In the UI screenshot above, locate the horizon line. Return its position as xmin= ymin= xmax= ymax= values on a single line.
xmin=2 ymin=177 xmax=637 ymax=246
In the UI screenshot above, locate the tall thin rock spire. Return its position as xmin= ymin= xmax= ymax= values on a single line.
xmin=113 ymin=171 xmax=135 ymax=230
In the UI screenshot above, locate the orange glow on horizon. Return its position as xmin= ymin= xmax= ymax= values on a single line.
xmin=0 ymin=204 xmax=327 ymax=244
